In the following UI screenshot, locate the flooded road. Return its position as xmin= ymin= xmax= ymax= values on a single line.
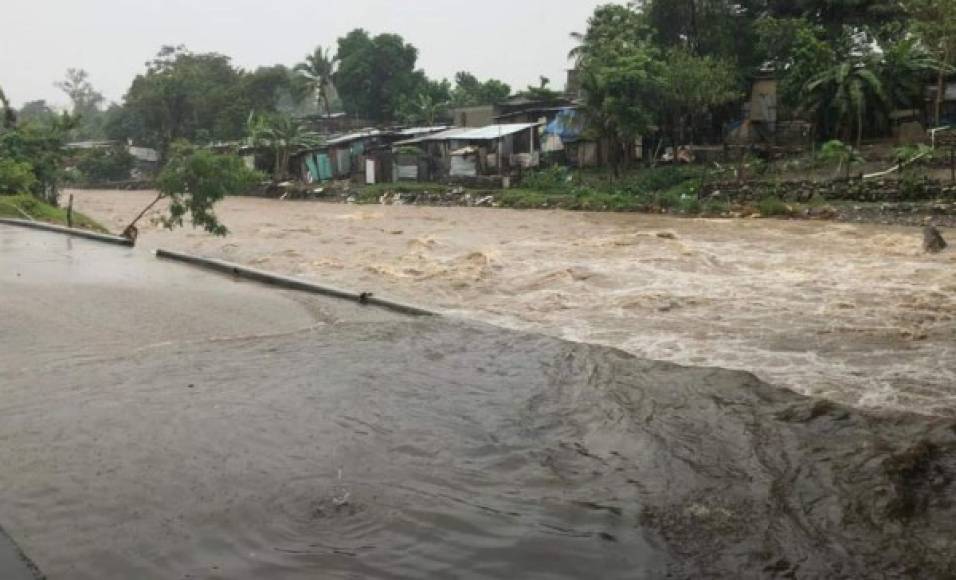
xmin=3 ymin=225 xmax=955 ymax=579
xmin=73 ymin=189 xmax=956 ymax=417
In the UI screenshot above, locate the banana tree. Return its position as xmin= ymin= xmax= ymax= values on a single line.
xmin=803 ymin=57 xmax=888 ymax=148
xmin=247 ymin=113 xmax=323 ymax=182
xmin=819 ymin=140 xmax=865 ymax=179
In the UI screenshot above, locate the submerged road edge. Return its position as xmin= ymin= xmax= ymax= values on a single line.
xmin=0 ymin=525 xmax=45 ymax=580
xmin=154 ymin=248 xmax=438 ymax=318
xmin=0 ymin=218 xmax=133 ymax=247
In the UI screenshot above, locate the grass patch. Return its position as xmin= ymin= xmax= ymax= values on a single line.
xmin=350 ymin=182 xmax=460 ymax=204
xmin=0 ymin=193 xmax=107 ymax=233
xmin=756 ymin=196 xmax=792 ymax=217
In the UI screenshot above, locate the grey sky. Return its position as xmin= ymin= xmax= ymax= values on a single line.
xmin=1 ymin=0 xmax=614 ymax=108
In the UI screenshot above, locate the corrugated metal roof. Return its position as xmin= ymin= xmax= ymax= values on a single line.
xmin=325 ymin=129 xmax=382 ymax=146
xmin=395 ymin=125 xmax=450 ymax=136
xmin=494 ymin=106 xmax=577 ymax=120
xmin=394 ymin=123 xmax=540 ymax=146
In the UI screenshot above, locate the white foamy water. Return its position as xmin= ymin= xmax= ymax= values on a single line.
xmin=73 ymin=189 xmax=956 ymax=416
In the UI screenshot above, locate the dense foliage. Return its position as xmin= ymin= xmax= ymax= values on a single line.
xmin=0 ymin=105 xmax=76 ymax=204
xmin=569 ymin=0 xmax=955 ymax=152
xmin=73 ymin=146 xmax=135 ymax=183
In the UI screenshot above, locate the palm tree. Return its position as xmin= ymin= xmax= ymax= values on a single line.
xmin=295 ymin=47 xmax=338 ymax=119
xmin=569 ymin=31 xmax=586 ymax=64
xmin=803 ymin=57 xmax=888 ymax=149
xmin=247 ymin=113 xmax=323 ymax=182
xmin=0 ymin=85 xmax=16 ymax=130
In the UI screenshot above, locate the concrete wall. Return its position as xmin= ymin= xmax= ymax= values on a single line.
xmin=450 ymin=106 xmax=495 ymax=128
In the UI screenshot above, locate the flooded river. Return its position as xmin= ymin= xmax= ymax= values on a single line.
xmin=3 ymin=225 xmax=955 ymax=579
xmin=73 ymin=189 xmax=956 ymax=417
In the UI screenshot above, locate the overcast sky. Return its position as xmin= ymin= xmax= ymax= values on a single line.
xmin=1 ymin=0 xmax=615 ymax=108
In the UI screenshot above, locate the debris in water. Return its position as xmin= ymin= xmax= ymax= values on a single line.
xmin=923 ymin=226 xmax=947 ymax=253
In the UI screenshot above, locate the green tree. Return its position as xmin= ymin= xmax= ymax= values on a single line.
xmin=124 ymin=143 xmax=260 ymax=238
xmin=570 ymin=4 xmax=647 ymax=64
xmin=121 ymin=46 xmax=247 ymax=157
xmin=903 ymin=0 xmax=956 ymax=125
xmin=333 ymin=29 xmax=424 ymax=122
xmin=17 ymin=100 xmax=58 ymax=127
xmin=450 ymin=72 xmax=510 ymax=107
xmin=295 ymin=47 xmax=338 ymax=118
xmin=765 ymin=0 xmax=907 ymax=38
xmin=241 ymin=65 xmax=309 ymax=115
xmin=757 ymin=17 xmax=836 ymax=110
xmin=577 ymin=4 xmax=664 ymax=175
xmin=55 ymin=68 xmax=108 ymax=140
xmin=74 ymin=146 xmax=134 ymax=183
xmin=55 ymin=69 xmax=104 ymax=117
xmin=657 ymin=48 xmax=740 ymax=145
xmin=803 ymin=56 xmax=888 ymax=148
xmin=0 ymin=112 xmax=78 ymax=204
xmin=641 ymin=0 xmax=764 ymax=66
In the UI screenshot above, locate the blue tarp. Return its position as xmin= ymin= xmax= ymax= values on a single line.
xmin=544 ymin=108 xmax=585 ymax=143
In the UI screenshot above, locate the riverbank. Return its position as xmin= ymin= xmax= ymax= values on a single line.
xmin=0 ymin=193 xmax=105 ymax=232
xmin=70 ymin=188 xmax=956 ymax=418
xmin=259 ymin=176 xmax=956 ymax=229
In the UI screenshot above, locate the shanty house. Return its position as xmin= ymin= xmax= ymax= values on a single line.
xmin=295 ymin=129 xmax=384 ymax=183
xmin=926 ymin=82 xmax=956 ymax=126
xmin=295 ymin=126 xmax=449 ymax=184
xmin=391 ymin=123 xmax=541 ymax=183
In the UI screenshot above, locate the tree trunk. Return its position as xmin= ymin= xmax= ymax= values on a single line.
xmin=609 ymin=137 xmax=621 ymax=179
xmin=124 ymin=191 xmax=165 ymax=236
xmin=689 ymin=0 xmax=699 ymax=54
xmin=936 ymin=62 xmax=946 ymax=127
xmin=273 ymin=148 xmax=283 ymax=182
xmin=856 ymin=106 xmax=863 ymax=150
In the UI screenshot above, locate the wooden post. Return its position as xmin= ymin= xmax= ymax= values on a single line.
xmin=66 ymin=194 xmax=74 ymax=228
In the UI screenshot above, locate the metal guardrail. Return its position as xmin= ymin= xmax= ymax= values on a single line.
xmin=0 ymin=218 xmax=133 ymax=247
xmin=154 ymin=249 xmax=438 ymax=318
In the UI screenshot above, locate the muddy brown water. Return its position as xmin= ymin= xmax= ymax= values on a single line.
xmin=73 ymin=189 xmax=956 ymax=417
xmin=3 ymin=225 xmax=955 ymax=579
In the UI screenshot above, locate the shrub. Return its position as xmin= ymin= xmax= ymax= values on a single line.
xmin=677 ymin=196 xmax=701 ymax=214
xmin=620 ymin=166 xmax=702 ymax=195
xmin=701 ymin=199 xmax=729 ymax=215
xmin=819 ymin=140 xmax=864 ymax=178
xmin=0 ymin=158 xmax=38 ymax=194
xmin=522 ymin=166 xmax=572 ymax=191
xmin=757 ymin=196 xmax=791 ymax=216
